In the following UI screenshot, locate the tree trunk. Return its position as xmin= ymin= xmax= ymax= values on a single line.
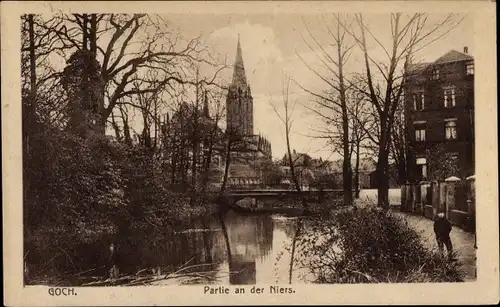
xmin=171 ymin=149 xmax=178 ymax=185
xmin=220 ymin=135 xmax=232 ymax=193
xmin=354 ymin=141 xmax=361 ymax=198
xmin=288 ymin=219 xmax=302 ymax=284
xmin=179 ymin=112 xmax=187 ymax=187
xmin=218 ymin=212 xmax=232 ymax=270
xmin=191 ymin=137 xmax=198 ymax=192
xmin=337 ymin=40 xmax=352 ymax=206
xmin=396 ymin=154 xmax=407 ymax=186
xmin=90 ymin=14 xmax=97 ymax=55
xmin=28 ymin=15 xmax=37 ymax=117
xmin=110 ymin=112 xmax=121 ymax=140
xmin=82 ymin=14 xmax=88 ymax=50
xmin=24 ymin=14 xmax=37 ymax=233
xmin=376 ymin=143 xmax=390 ymax=209
xmin=141 ymin=109 xmax=151 ymax=148
xmin=286 ymin=127 xmax=307 ymax=210
xmin=191 ymin=81 xmax=200 ymax=195
xmin=341 ymin=114 xmax=352 ymax=205
xmin=201 ymin=135 xmax=214 ymax=193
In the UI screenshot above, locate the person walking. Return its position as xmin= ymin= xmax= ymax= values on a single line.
xmin=433 ymin=212 xmax=453 ymax=259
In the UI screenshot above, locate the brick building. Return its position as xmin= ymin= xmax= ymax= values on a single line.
xmin=404 ymin=47 xmax=474 ymax=183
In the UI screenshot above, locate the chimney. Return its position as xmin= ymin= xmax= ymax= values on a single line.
xmin=463 ymin=46 xmax=468 ymax=54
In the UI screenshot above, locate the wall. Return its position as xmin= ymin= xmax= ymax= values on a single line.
xmin=400 ymin=177 xmax=475 ymax=232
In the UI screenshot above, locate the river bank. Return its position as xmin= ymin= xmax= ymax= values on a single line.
xmin=24 ymin=195 xmax=220 ymax=286
xmin=25 ymin=198 xmax=465 ymax=286
xmin=25 ymin=206 xmax=315 ymax=286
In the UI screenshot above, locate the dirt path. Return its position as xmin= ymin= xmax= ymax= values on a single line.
xmin=354 ymin=191 xmax=476 ymax=282
xmin=393 ymin=212 xmax=477 ymax=281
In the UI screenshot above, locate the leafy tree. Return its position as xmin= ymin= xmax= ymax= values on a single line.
xmin=426 ymin=144 xmax=460 ymax=180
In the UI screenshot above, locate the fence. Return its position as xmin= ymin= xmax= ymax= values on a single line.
xmin=401 ymin=175 xmax=475 ymax=232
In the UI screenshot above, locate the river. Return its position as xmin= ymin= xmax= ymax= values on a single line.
xmin=57 ymin=211 xmax=317 ymax=286
xmin=152 ymin=212 xmax=315 ymax=285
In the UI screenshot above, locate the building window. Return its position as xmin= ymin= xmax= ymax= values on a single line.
xmin=413 ymin=92 xmax=425 ymax=110
xmin=416 ymin=157 xmax=427 ymax=179
xmin=445 ymin=119 xmax=457 ymax=140
xmin=466 ymin=61 xmax=474 ymax=76
xmin=431 ymin=69 xmax=440 ymax=80
xmin=415 ymin=126 xmax=426 ymax=142
xmin=443 ymin=86 xmax=456 ymax=107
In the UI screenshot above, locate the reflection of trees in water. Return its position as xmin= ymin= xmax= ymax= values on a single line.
xmin=288 ymin=219 xmax=303 ymax=284
xmin=273 ymin=218 xmax=299 ymax=239
xmin=110 ymin=216 xmax=220 ymax=276
xmin=217 ymin=212 xmax=274 ymax=284
xmin=103 ymin=213 xmax=278 ymax=285
xmin=272 ymin=218 xmax=308 ymax=284
xmin=224 ymin=213 xmax=273 ymax=260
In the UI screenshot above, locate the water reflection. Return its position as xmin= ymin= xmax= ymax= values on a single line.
xmin=42 ymin=210 xmax=313 ymax=286
xmin=218 ymin=213 xmax=274 ymax=284
xmin=213 ymin=212 xmax=312 ymax=285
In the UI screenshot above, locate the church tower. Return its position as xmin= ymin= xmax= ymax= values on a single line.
xmin=226 ymin=36 xmax=253 ymax=136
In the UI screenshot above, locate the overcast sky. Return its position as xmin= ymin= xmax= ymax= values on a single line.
xmin=158 ymin=13 xmax=473 ymax=161
xmin=41 ymin=12 xmax=472 ymax=161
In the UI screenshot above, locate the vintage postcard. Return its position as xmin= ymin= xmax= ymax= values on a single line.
xmin=2 ymin=1 xmax=499 ymax=306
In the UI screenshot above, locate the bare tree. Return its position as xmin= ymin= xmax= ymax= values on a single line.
xmin=296 ymin=14 xmax=356 ymax=206
xmin=389 ymin=102 xmax=409 ymax=185
xmin=270 ymin=75 xmax=308 ymax=210
xmin=21 ymin=15 xmax=69 ymax=128
xmin=200 ymin=90 xmax=225 ymax=193
xmin=219 ymin=126 xmax=253 ymax=193
xmin=346 ymin=13 xmax=463 ymax=208
xmin=348 ymin=90 xmax=372 ymax=197
xmin=35 ymin=13 xmax=227 ymax=133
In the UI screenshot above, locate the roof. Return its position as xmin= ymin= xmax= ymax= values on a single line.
xmin=231 ymin=36 xmax=248 ymax=89
xmin=406 ymin=49 xmax=474 ymax=74
xmin=433 ymin=50 xmax=473 ymax=65
xmin=406 ymin=62 xmax=430 ymax=73
xmin=228 ymin=163 xmax=259 ymax=179
xmin=330 ymin=158 xmax=377 ymax=173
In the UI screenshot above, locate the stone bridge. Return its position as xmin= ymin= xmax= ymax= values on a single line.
xmin=224 ymin=188 xmax=346 ymax=205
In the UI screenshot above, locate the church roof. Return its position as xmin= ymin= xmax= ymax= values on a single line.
xmin=229 ymin=163 xmax=259 ymax=178
xmin=231 ymin=36 xmax=248 ymax=88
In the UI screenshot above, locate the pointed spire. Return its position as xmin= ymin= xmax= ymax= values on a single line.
xmin=232 ymin=35 xmax=248 ymax=88
xmin=203 ymin=90 xmax=209 ymax=118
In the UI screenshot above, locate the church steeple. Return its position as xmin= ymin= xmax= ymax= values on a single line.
xmin=232 ymin=35 xmax=248 ymax=89
xmin=226 ymin=36 xmax=253 ymax=136
xmin=203 ymin=90 xmax=210 ymax=118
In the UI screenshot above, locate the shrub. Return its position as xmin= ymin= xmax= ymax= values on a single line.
xmin=293 ymin=208 xmax=465 ymax=283
xmin=24 ymin=125 xmax=221 ymax=282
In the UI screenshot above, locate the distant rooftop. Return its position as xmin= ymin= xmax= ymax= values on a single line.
xmin=406 ymin=62 xmax=431 ymax=73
